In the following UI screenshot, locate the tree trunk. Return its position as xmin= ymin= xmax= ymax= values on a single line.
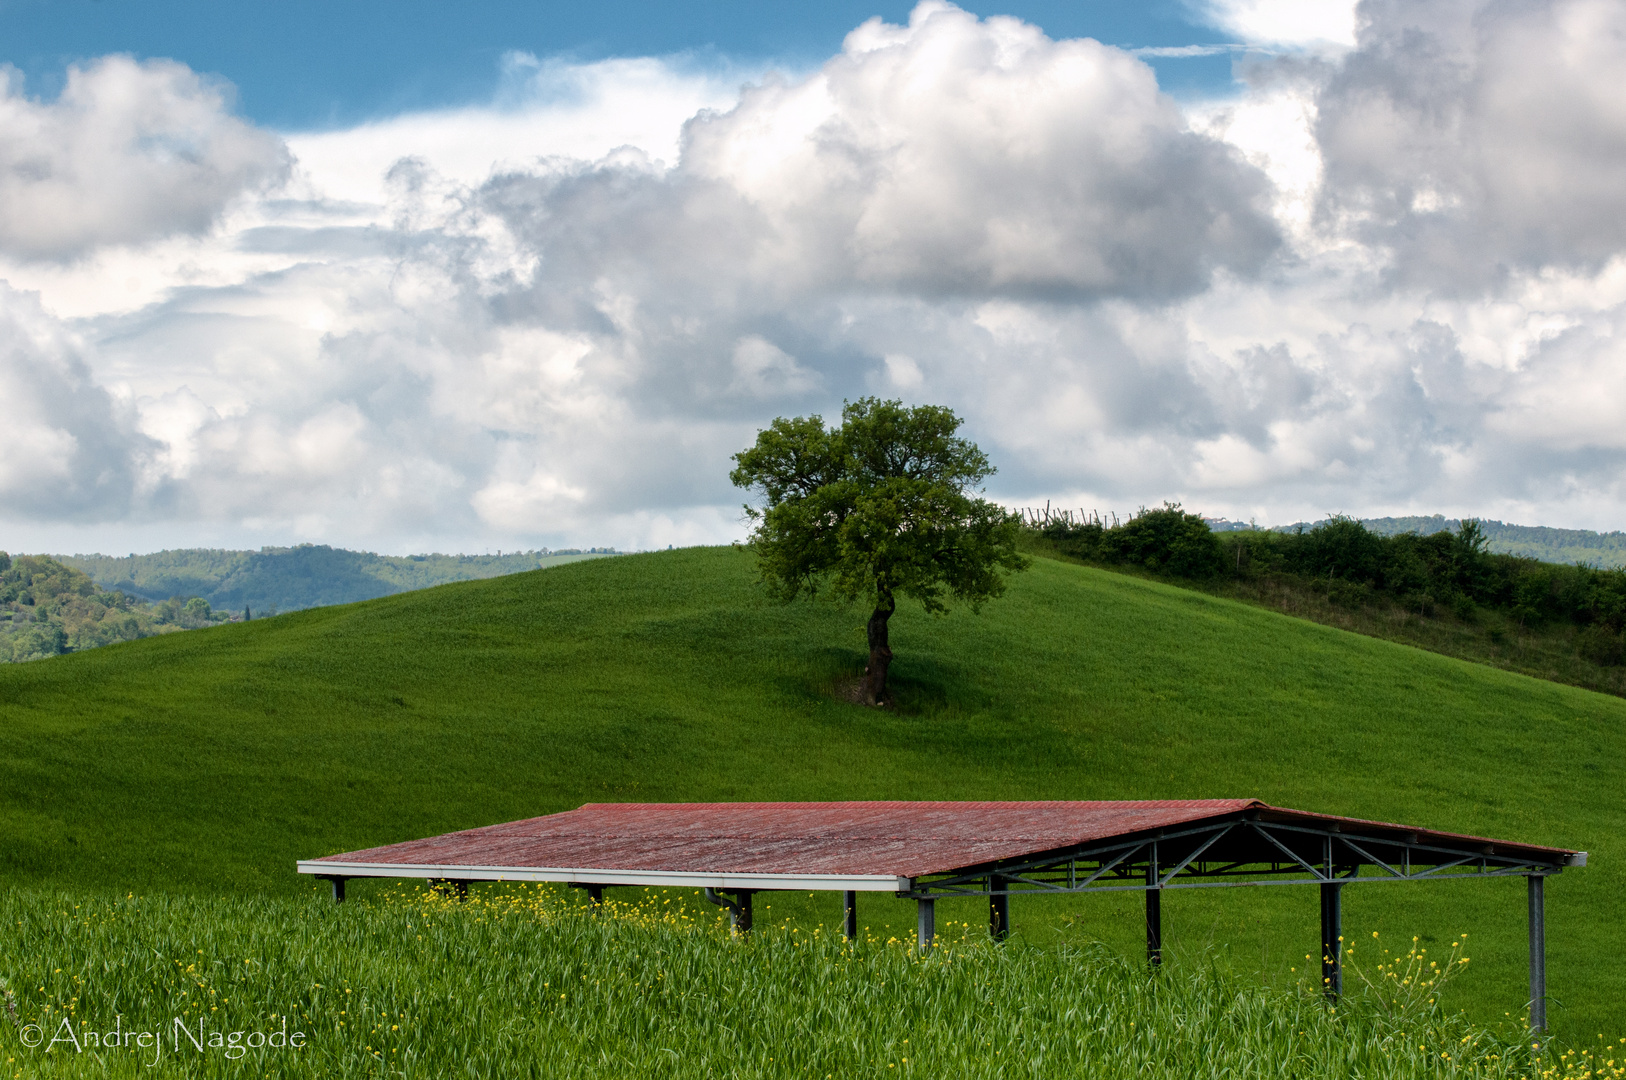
xmin=859 ymin=596 xmax=895 ymax=706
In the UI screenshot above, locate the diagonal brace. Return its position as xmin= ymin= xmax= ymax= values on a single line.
xmin=1160 ymin=825 xmax=1235 ymax=887
xmin=1248 ymin=822 xmax=1330 ymax=880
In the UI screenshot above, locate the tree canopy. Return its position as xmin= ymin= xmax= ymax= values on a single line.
xmin=0 ymin=553 xmax=229 ymax=663
xmin=731 ymin=397 xmax=1027 ymax=704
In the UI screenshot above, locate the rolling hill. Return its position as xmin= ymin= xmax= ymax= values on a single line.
xmin=60 ymin=545 xmax=615 ymax=614
xmin=0 ymin=548 xmax=1619 ymax=1037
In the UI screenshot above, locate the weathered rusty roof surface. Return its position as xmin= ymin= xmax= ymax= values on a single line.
xmin=305 ymin=799 xmax=1577 ymax=879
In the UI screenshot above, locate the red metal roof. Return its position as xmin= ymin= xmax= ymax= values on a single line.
xmin=304 ymin=799 xmax=1577 ymax=880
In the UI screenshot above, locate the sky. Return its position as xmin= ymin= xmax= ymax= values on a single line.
xmin=3 ymin=0 xmax=1624 ymax=555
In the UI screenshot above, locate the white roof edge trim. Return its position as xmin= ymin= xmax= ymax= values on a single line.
xmin=296 ymin=861 xmax=910 ymax=892
xmin=1566 ymin=852 xmax=1588 ymax=867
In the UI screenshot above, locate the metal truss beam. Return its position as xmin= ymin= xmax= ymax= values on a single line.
xmin=903 ymin=816 xmax=1569 ymax=899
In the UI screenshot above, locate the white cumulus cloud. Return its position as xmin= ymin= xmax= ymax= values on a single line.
xmin=1193 ymin=0 xmax=1358 ymax=49
xmin=0 ymin=56 xmax=290 ymax=261
xmin=679 ymin=1 xmax=1280 ymax=299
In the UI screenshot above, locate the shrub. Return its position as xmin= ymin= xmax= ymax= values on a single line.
xmin=1099 ymin=504 xmax=1224 ymax=579
xmin=1290 ymin=515 xmax=1387 ymax=585
xmin=1039 ymin=518 xmax=1104 ymax=560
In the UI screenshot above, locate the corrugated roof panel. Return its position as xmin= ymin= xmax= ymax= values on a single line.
xmin=313 ymin=800 xmax=1262 ymax=877
xmin=304 ymin=798 xmax=1575 ymax=881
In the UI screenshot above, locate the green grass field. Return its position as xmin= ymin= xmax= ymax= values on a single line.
xmin=1 ymin=548 xmax=1621 ymax=1045
xmin=4 ymin=886 xmax=1586 ymax=1079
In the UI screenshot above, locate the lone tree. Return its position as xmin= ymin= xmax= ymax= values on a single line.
xmin=730 ymin=397 xmax=1028 ymax=706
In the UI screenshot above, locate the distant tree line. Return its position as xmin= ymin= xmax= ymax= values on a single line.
xmin=1203 ymin=512 xmax=1626 ymax=568
xmin=62 ymin=545 xmax=616 ymax=616
xmin=0 ymin=552 xmax=232 ymax=663
xmin=3 ymin=544 xmax=622 ymax=663
xmin=1357 ymin=515 xmax=1626 ymax=568
xmin=1035 ymin=505 xmax=1626 ymax=664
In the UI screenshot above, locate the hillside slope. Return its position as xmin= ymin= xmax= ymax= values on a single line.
xmin=1 ymin=548 xmax=1619 ymax=1035
xmin=61 ymin=545 xmax=613 ymax=613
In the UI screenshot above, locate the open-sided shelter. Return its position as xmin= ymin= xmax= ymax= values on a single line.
xmin=298 ymin=799 xmax=1585 ymax=1030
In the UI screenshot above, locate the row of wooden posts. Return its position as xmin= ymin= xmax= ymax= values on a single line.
xmin=1013 ymin=502 xmax=1118 ymax=528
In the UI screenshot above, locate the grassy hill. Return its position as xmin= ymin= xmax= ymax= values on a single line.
xmin=60 ymin=545 xmax=615 ymax=614
xmin=1 ymin=548 xmax=1620 ymax=1039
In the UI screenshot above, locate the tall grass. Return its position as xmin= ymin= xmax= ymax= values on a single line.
xmin=2 ymin=885 xmax=1615 ymax=1079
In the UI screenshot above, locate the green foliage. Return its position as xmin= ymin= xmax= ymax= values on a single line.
xmin=1100 ymin=503 xmax=1224 ymax=578
xmin=62 ymin=546 xmax=612 ymax=616
xmin=1039 ymin=513 xmax=1626 ymax=663
xmin=0 ymin=554 xmax=229 ymax=663
xmin=1360 ymin=515 xmax=1626 ymax=569
xmin=1217 ymin=518 xmax=1626 ymax=633
xmin=0 ymin=885 xmax=1560 ymax=1079
xmin=0 ymin=549 xmax=1621 ymax=1036
xmin=1040 ymin=504 xmax=1223 ymax=579
xmin=6 ymin=622 xmax=68 ymax=663
xmin=730 ymin=398 xmax=1026 ymax=613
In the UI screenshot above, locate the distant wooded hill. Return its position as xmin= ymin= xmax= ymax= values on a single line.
xmin=1357 ymin=517 xmax=1626 ymax=567
xmin=60 ymin=545 xmax=617 ymax=616
xmin=1204 ymin=515 xmax=1626 ymax=568
xmin=1 ymin=552 xmax=228 ymax=662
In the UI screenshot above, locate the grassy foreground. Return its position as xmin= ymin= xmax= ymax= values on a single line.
xmin=0 ymin=548 xmax=1623 ymax=1039
xmin=5 ymin=885 xmax=1612 ymax=1080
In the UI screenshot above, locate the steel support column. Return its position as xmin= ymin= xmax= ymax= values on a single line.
xmin=1146 ymin=888 xmax=1163 ymax=966
xmin=844 ymin=891 xmax=858 ymax=940
xmin=587 ymin=884 xmax=603 ymax=905
xmin=990 ymin=876 xmax=1010 ymax=942
xmin=1529 ymin=875 xmax=1547 ymax=1033
xmin=1320 ymin=882 xmax=1343 ymax=1001
xmin=702 ymin=888 xmax=754 ymax=933
xmin=327 ymin=877 xmax=346 ymax=904
xmin=917 ymin=897 xmax=936 ymax=952
xmin=1146 ymin=849 xmax=1163 ymax=965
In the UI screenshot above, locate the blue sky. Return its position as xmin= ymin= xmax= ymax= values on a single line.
xmin=5 ymin=0 xmax=1626 ymax=555
xmin=3 ymin=0 xmax=1239 ymax=127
